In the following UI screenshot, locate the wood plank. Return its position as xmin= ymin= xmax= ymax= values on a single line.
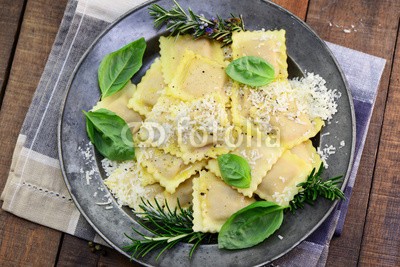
xmin=305 ymin=0 xmax=400 ymax=266
xmin=358 ymin=24 xmax=400 ymax=266
xmin=272 ymin=0 xmax=309 ymax=20
xmin=56 ymin=235 xmax=101 ymax=266
xmin=0 ymin=0 xmax=68 ymax=265
xmin=0 ymin=212 xmax=61 ymax=266
xmin=0 ymin=0 xmax=26 ymax=107
xmin=56 ymin=235 xmax=135 ymax=266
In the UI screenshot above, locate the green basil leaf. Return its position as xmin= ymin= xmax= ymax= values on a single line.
xmin=98 ymin=37 xmax=146 ymax=98
xmin=83 ymin=108 xmax=135 ymax=161
xmin=217 ymin=154 xmax=251 ymax=188
xmin=218 ymin=201 xmax=285 ymax=249
xmin=225 ymin=56 xmax=275 ymax=87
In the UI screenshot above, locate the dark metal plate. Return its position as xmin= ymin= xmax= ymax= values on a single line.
xmin=58 ymin=0 xmax=355 ymax=266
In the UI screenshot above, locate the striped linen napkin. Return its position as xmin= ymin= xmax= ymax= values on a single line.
xmin=0 ymin=0 xmax=386 ymax=266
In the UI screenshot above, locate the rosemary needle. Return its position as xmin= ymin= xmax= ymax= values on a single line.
xmin=124 ymin=198 xmax=213 ymax=260
xmin=149 ymin=0 xmax=245 ymax=46
xmin=289 ymin=163 xmax=345 ymax=211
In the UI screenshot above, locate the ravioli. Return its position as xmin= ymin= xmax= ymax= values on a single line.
xmin=138 ymin=163 xmax=158 ymax=186
xmin=135 ymin=95 xmax=183 ymax=157
xmin=137 ymin=148 xmax=206 ymax=193
xmin=290 ymin=140 xmax=322 ymax=169
xmin=104 ymin=161 xmax=165 ymax=211
xmin=231 ymin=30 xmax=288 ymax=79
xmin=207 ymin=134 xmax=285 ymax=197
xmin=270 ymin=107 xmax=324 ymax=149
xmin=166 ymin=50 xmax=230 ymax=103
xmin=255 ymin=150 xmax=312 ymax=206
xmin=127 ymin=58 xmax=166 ymax=116
xmin=160 ymin=35 xmax=225 ymax=84
xmin=137 ymin=94 xmax=232 ymax=163
xmin=164 ymin=176 xmax=195 ymax=210
xmin=230 ymin=80 xmax=294 ymax=138
xmin=192 ymin=171 xmax=255 ymax=233
xmin=93 ymin=82 xmax=142 ymax=133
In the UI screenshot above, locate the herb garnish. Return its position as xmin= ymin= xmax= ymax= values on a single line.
xmin=98 ymin=37 xmax=146 ymax=98
xmin=124 ymin=198 xmax=212 ymax=260
xmin=289 ymin=163 xmax=345 ymax=211
xmin=124 ymin=165 xmax=344 ymax=258
xmin=83 ymin=108 xmax=135 ymax=161
xmin=226 ymin=56 xmax=275 ymax=87
xmin=149 ymin=0 xmax=245 ymax=46
xmin=218 ymin=201 xmax=285 ymax=250
xmin=217 ymin=153 xmax=251 ymax=188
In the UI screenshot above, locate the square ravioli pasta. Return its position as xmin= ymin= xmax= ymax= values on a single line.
xmin=231 ymin=30 xmax=288 ymax=79
xmin=163 ymin=176 xmax=195 ymax=210
xmin=207 ymin=134 xmax=285 ymax=197
xmin=192 ymin=170 xmax=255 ymax=233
xmin=104 ymin=161 xmax=165 ymax=211
xmin=255 ymin=139 xmax=322 ymax=206
xmin=135 ymin=94 xmax=233 ymax=164
xmin=105 ymin=160 xmax=196 ymax=212
xmin=159 ymin=35 xmax=225 ymax=84
xmin=93 ymin=82 xmax=142 ymax=130
xmin=230 ymin=80 xmax=292 ymax=136
xmin=127 ymin=57 xmax=166 ymax=116
xmin=136 ymin=147 xmax=206 ymax=193
xmin=166 ymin=50 xmax=230 ymax=103
xmin=230 ymin=80 xmax=324 ymax=149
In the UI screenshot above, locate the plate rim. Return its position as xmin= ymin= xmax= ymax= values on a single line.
xmin=58 ymin=0 xmax=356 ymax=265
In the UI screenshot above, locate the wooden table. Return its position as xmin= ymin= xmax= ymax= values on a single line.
xmin=0 ymin=0 xmax=399 ymax=266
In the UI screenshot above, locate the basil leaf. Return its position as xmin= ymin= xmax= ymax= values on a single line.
xmin=225 ymin=56 xmax=275 ymax=87
xmin=218 ymin=201 xmax=285 ymax=249
xmin=83 ymin=108 xmax=135 ymax=161
xmin=98 ymin=37 xmax=146 ymax=98
xmin=217 ymin=154 xmax=251 ymax=188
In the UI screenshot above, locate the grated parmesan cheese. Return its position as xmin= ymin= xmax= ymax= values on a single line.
xmin=101 ymin=158 xmax=119 ymax=177
xmin=103 ymin=161 xmax=164 ymax=211
xmin=339 ymin=140 xmax=346 ymax=148
xmin=289 ymin=73 xmax=340 ymax=122
xmin=317 ymin=144 xmax=337 ymax=168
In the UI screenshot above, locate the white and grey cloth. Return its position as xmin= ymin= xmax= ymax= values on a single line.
xmin=0 ymin=0 xmax=386 ymax=266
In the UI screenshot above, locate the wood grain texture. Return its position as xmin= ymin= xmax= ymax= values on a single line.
xmin=56 ymin=235 xmax=102 ymax=266
xmin=306 ymin=0 xmax=400 ymax=266
xmin=359 ymin=24 xmax=400 ymax=266
xmin=0 ymin=0 xmax=68 ymax=265
xmin=0 ymin=211 xmax=61 ymax=266
xmin=56 ymin=234 xmax=136 ymax=266
xmin=0 ymin=0 xmax=26 ymax=107
xmin=272 ymin=0 xmax=309 ymax=20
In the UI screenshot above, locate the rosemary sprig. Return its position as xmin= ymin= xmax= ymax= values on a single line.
xmin=124 ymin=198 xmax=212 ymax=260
xmin=124 ymin=165 xmax=344 ymax=259
xmin=149 ymin=0 xmax=245 ymax=45
xmin=289 ymin=163 xmax=345 ymax=211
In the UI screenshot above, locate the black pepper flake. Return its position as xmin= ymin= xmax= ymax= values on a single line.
xmin=200 ymin=192 xmax=205 ymax=196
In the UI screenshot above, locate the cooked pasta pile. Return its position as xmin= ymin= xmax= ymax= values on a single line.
xmin=99 ymin=30 xmax=338 ymax=233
